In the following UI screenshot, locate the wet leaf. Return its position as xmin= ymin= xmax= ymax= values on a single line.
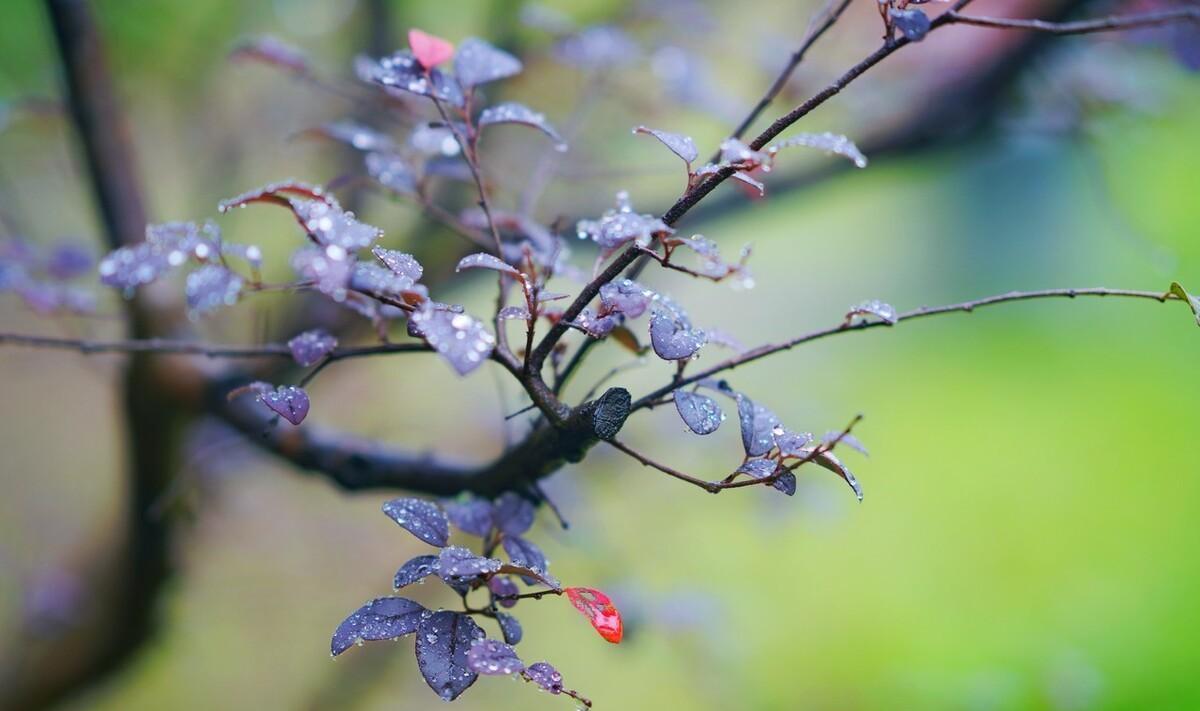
xmin=409 ymin=29 xmax=455 ymax=69
xmin=730 ymin=171 xmax=765 ymax=196
xmin=365 ymin=151 xmax=417 ymax=195
xmin=736 ymin=395 xmax=779 ymax=457
xmin=437 ymin=545 xmax=503 ymax=581
xmin=501 ymin=536 xmax=548 ymax=583
xmin=772 ymin=471 xmax=797 ymax=496
xmin=498 ymin=305 xmax=531 ymax=321
xmin=455 ymin=252 xmax=520 ymax=277
xmin=291 ymin=246 xmax=353 ymax=300
xmin=184 ymin=265 xmax=242 ymax=316
xmin=633 ymin=126 xmax=698 ymax=164
xmin=445 ymin=498 xmax=494 ymax=536
xmin=771 ymin=131 xmax=867 ymax=168
xmin=478 ymin=102 xmax=566 ymax=150
xmin=649 ymin=304 xmax=706 ymax=361
xmin=673 ymin=389 xmax=723 ymax=435
xmin=736 ymin=458 xmax=778 ymax=480
xmin=493 ymin=492 xmax=534 ymax=536
xmin=489 ymin=575 xmax=520 ymax=608
xmin=259 ymin=385 xmax=310 ymax=425
xmin=410 ymin=305 xmax=496 ymax=376
xmin=392 ymin=554 xmax=439 ymax=590
xmin=524 ymin=661 xmax=564 ymax=694
xmin=454 ymin=37 xmax=523 ymax=87
xmin=774 ymin=429 xmax=814 ymax=457
xmin=330 ymin=596 xmax=425 ymax=656
xmin=362 ymin=51 xmax=465 ymax=107
xmin=599 ymin=279 xmax=654 ymax=319
xmin=577 ymin=191 xmax=673 ymax=250
xmin=891 ymin=8 xmax=931 ymax=41
xmin=291 ymin=199 xmax=381 ymax=251
xmin=371 ymin=246 xmax=423 ymax=281
xmin=466 ymin=639 xmax=525 ymax=675
xmin=824 ymin=430 xmax=869 ymax=456
xmin=496 ymin=612 xmax=523 ymax=645
xmin=848 ymin=299 xmax=898 ymax=325
xmin=1169 ymin=282 xmax=1200 ymax=326
xmin=564 ymin=587 xmax=623 ymax=644
xmin=812 ymin=450 xmax=864 ymax=501
xmin=382 ymin=497 xmax=450 ymax=547
xmin=287 ymin=329 xmax=338 ymax=366
xmin=415 ymin=611 xmax=484 ymax=701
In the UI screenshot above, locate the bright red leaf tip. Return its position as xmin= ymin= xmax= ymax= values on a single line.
xmin=565 ymin=587 xmax=623 ymax=644
xmin=408 ymin=29 xmax=454 ymax=69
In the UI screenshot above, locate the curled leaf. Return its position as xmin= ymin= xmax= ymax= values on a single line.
xmin=848 ymin=299 xmax=898 ymax=325
xmin=456 ymin=252 xmax=520 ymax=277
xmin=394 ymin=554 xmax=439 ymax=590
xmin=1169 ymin=282 xmax=1200 ymax=326
xmin=771 ymin=131 xmax=868 ymax=168
xmin=478 ymin=102 xmax=566 ymax=150
xmin=633 ymin=125 xmax=698 ymax=164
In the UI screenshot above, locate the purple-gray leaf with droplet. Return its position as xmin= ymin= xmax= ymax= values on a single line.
xmin=478 ymin=102 xmax=566 ymax=150
xmin=454 ymin=37 xmax=523 ymax=87
xmin=525 ymin=661 xmax=564 ymax=694
xmin=410 ymin=305 xmax=496 ymax=376
xmin=330 ymin=596 xmax=425 ymax=656
xmin=493 ymin=492 xmax=534 ymax=536
xmin=649 ymin=305 xmax=706 ymax=361
xmin=455 ymin=252 xmax=520 ymax=277
xmin=287 ymin=329 xmax=338 ymax=366
xmin=260 ymin=385 xmax=310 ymax=425
xmin=849 ymin=299 xmax=898 ymax=325
xmin=496 ymin=612 xmax=523 ymax=645
xmin=467 ymin=638 xmax=525 ymax=675
xmin=489 ymin=575 xmax=520 ymax=608
xmin=890 ymin=8 xmax=931 ymax=41
xmin=437 ymin=545 xmax=503 ymax=580
xmin=382 ymin=497 xmax=450 ymax=547
xmin=184 ymin=265 xmax=242 ymax=316
xmin=771 ymin=132 xmax=868 ymax=168
xmin=444 ymin=498 xmax=494 ymax=537
xmin=599 ymin=279 xmax=654 ymax=319
xmin=674 ymin=389 xmax=723 ymax=435
xmin=393 ymin=554 xmax=439 ymax=590
xmin=736 ymin=395 xmax=779 ymax=457
xmin=633 ymin=126 xmax=698 ymax=164
xmin=501 ymin=535 xmax=547 ymax=584
xmin=371 ymin=246 xmax=423 ymax=281
xmin=414 ymin=611 xmax=484 ymax=701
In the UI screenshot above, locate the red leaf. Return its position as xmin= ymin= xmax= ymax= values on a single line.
xmin=564 ymin=587 xmax=623 ymax=644
xmin=409 ymin=29 xmax=455 ymax=69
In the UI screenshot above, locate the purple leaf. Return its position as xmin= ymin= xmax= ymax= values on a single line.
xmin=599 ymin=279 xmax=654 ymax=319
xmin=812 ymin=450 xmax=864 ymax=501
xmin=287 ymin=329 xmax=338 ymax=366
xmin=454 ymin=37 xmax=523 ymax=87
xmin=414 ymin=611 xmax=484 ymax=701
xmin=444 ymin=498 xmax=494 ymax=537
xmin=260 ymin=385 xmax=309 ymax=425
xmin=98 ymin=242 xmax=172 ymax=292
xmin=848 ymin=299 xmax=898 ymax=325
xmin=365 ymin=151 xmax=417 ymax=195
xmin=410 ymin=305 xmax=496 ymax=376
xmin=770 ymin=132 xmax=868 ymax=168
xmin=501 ymin=536 xmax=548 ymax=583
xmin=774 ymin=429 xmax=814 ymax=457
xmin=371 ymin=246 xmax=423 ymax=281
xmin=890 ymin=8 xmax=931 ymax=41
xmin=649 ymin=304 xmax=706 ymax=361
xmin=478 ymin=102 xmax=566 ymax=150
xmin=291 ymin=199 xmax=381 ymax=251
xmin=633 ymin=126 xmax=698 ymax=164
xmin=824 ymin=431 xmax=869 ymax=456
xmin=362 ymin=50 xmax=465 ymax=107
xmin=466 ymin=638 xmax=525 ymax=675
xmin=736 ymin=458 xmax=778 ymax=480
xmin=184 ymin=265 xmax=242 ymax=316
xmin=350 ymin=262 xmax=425 ymax=300
xmin=291 ymin=246 xmax=353 ymax=301
xmin=496 ymin=612 xmax=523 ymax=645
xmin=313 ymin=121 xmax=394 ymax=151
xmin=673 ymin=389 xmax=723 ymax=435
xmin=489 ymin=576 xmax=520 ymax=608
xmin=455 ymin=252 xmax=520 ymax=277
xmin=330 ymin=596 xmax=425 ymax=656
xmin=736 ymin=395 xmax=779 ymax=457
xmin=577 ymin=191 xmax=672 ymax=250
xmin=394 ymin=554 xmax=439 ymax=590
xmin=437 ymin=545 xmax=503 ymax=580
xmin=46 ymin=243 xmax=93 ymax=280
xmin=554 ymin=25 xmax=640 ymax=69
xmin=772 ymin=471 xmax=797 ymax=496
xmin=493 ymin=492 xmax=534 ymax=536
xmin=525 ymin=661 xmax=564 ymax=694
xmin=382 ymin=497 xmax=450 ymax=547
xmin=498 ymin=305 xmax=531 ymax=321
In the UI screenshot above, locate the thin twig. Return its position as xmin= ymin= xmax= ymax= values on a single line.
xmin=606 ymin=439 xmax=721 ymax=493
xmin=632 ymin=286 xmax=1184 ymax=411
xmin=944 ymin=7 xmax=1199 ymax=35
xmin=0 ymin=332 xmax=429 ymax=359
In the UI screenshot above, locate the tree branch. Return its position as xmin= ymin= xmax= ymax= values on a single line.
xmin=944 ymin=7 xmax=1199 ymax=35
xmin=632 ymin=287 xmax=1187 ymax=412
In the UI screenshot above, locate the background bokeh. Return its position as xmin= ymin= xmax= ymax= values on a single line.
xmin=1 ymin=1 xmax=1198 ymax=709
